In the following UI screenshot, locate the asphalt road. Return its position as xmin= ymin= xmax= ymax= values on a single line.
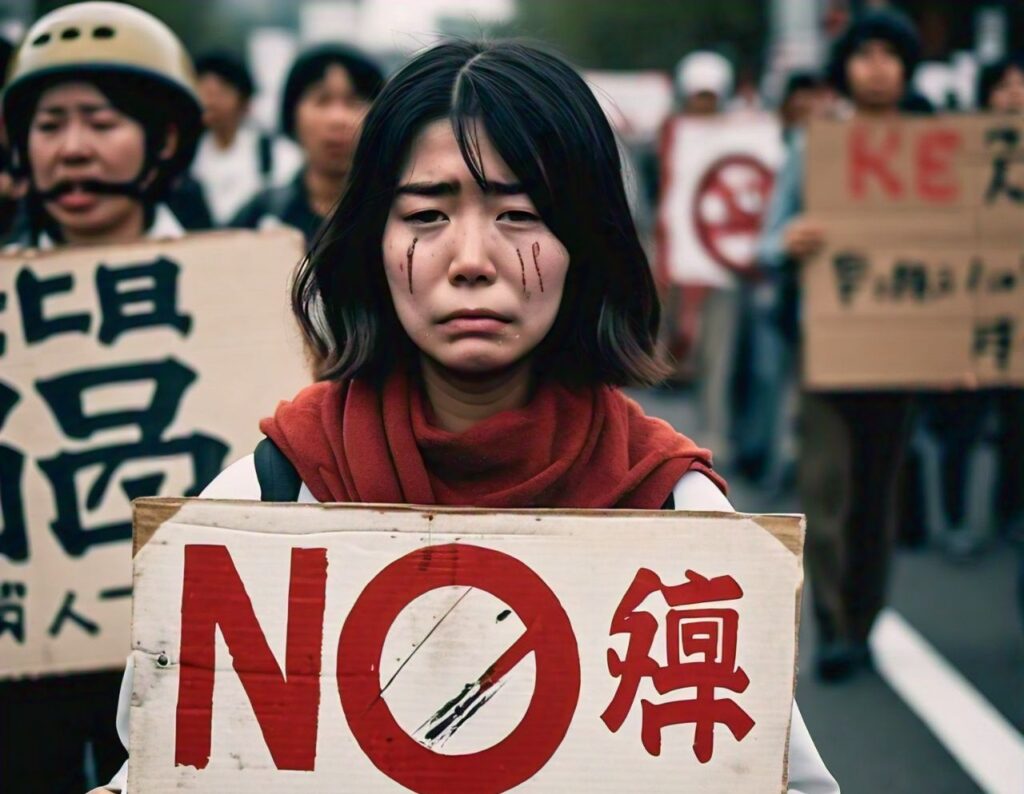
xmin=629 ymin=386 xmax=1023 ymax=794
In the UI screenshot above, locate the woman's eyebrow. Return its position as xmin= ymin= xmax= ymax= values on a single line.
xmin=396 ymin=180 xmax=525 ymax=197
xmin=396 ymin=181 xmax=459 ymax=197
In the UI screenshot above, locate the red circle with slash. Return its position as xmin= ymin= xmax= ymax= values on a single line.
xmin=692 ymin=154 xmax=774 ymax=273
xmin=337 ymin=543 xmax=581 ymax=793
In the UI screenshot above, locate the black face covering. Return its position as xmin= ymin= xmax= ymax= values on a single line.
xmin=34 ymin=176 xmax=146 ymax=202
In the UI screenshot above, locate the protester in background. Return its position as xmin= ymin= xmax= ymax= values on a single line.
xmin=97 ymin=39 xmax=838 ymax=794
xmin=976 ymin=54 xmax=1024 ymax=547
xmin=735 ymin=71 xmax=827 ymax=487
xmin=231 ymin=44 xmax=384 ymax=244
xmin=980 ymin=53 xmax=1024 ymax=113
xmin=669 ymin=51 xmax=744 ymax=466
xmin=779 ymin=71 xmax=825 ymax=141
xmin=759 ymin=9 xmax=925 ymax=682
xmin=0 ymin=3 xmax=203 ymax=790
xmin=191 ymin=51 xmax=302 ymax=226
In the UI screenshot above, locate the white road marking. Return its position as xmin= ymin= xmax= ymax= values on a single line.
xmin=870 ymin=608 xmax=1024 ymax=794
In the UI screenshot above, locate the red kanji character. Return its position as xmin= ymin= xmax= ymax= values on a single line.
xmin=601 ymin=568 xmax=755 ymax=763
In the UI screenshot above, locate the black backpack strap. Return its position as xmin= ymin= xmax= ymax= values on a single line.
xmin=254 ymin=437 xmax=301 ymax=502
xmin=257 ymin=133 xmax=274 ymax=184
xmin=661 ymin=492 xmax=675 ymax=510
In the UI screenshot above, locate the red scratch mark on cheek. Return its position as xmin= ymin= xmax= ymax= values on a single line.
xmin=406 ymin=237 xmax=417 ymax=294
xmin=516 ymin=248 xmax=529 ymax=298
xmin=531 ymin=241 xmax=544 ymax=292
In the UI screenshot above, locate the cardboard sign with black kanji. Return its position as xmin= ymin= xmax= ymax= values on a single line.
xmin=804 ymin=114 xmax=1024 ymax=389
xmin=128 ymin=498 xmax=804 ymax=793
xmin=0 ymin=229 xmax=310 ymax=679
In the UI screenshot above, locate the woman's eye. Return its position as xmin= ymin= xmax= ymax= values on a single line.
xmin=405 ymin=210 xmax=447 ymax=224
xmin=499 ymin=210 xmax=539 ymax=223
xmin=33 ymin=122 xmax=60 ymax=133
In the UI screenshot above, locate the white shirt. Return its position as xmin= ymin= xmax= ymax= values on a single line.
xmin=192 ymin=127 xmax=303 ymax=225
xmin=106 ymin=459 xmax=838 ymax=793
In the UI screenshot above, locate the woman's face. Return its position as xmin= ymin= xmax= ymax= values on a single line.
xmin=294 ymin=65 xmax=369 ymax=178
xmin=382 ymin=119 xmax=569 ymax=377
xmin=990 ymin=66 xmax=1024 ymax=113
xmin=28 ymin=81 xmax=149 ymax=239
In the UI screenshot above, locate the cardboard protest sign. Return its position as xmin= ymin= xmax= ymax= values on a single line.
xmin=657 ymin=114 xmax=784 ymax=288
xmin=129 ymin=498 xmax=804 ymax=793
xmin=0 ymin=229 xmax=310 ymax=679
xmin=803 ymin=115 xmax=1024 ymax=389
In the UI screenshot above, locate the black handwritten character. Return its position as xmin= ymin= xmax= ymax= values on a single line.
xmin=0 ymin=581 xmax=27 ymax=644
xmin=0 ymin=288 xmax=7 ymax=357
xmin=832 ymin=252 xmax=869 ymax=306
xmin=973 ymin=317 xmax=1016 ymax=371
xmin=35 ymin=358 xmax=228 ymax=556
xmin=890 ymin=260 xmax=929 ymax=302
xmin=47 ymin=590 xmax=98 ymax=638
xmin=985 ymin=127 xmax=1024 ymax=204
xmin=15 ymin=266 xmax=90 ymax=345
xmin=0 ymin=382 xmax=28 ymax=562
xmin=96 ymin=257 xmax=192 ymax=345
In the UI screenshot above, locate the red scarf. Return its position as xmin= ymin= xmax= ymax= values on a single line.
xmin=259 ymin=369 xmax=725 ymax=509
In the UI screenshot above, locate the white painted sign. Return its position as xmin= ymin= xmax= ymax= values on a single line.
xmin=129 ymin=498 xmax=804 ymax=792
xmin=658 ymin=114 xmax=784 ymax=287
xmin=0 ymin=229 xmax=310 ymax=678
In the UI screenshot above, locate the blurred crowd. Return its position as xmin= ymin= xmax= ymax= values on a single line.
xmin=0 ymin=2 xmax=1020 ymax=791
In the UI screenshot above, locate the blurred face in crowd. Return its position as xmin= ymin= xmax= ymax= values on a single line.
xmin=382 ymin=119 xmax=570 ymax=377
xmin=683 ymin=90 xmax=720 ymax=116
xmin=846 ymin=39 xmax=904 ymax=111
xmin=295 ymin=64 xmax=369 ymax=179
xmin=28 ymin=81 xmax=170 ymax=244
xmin=197 ymin=73 xmax=249 ymax=138
xmin=782 ymin=87 xmax=818 ymax=130
xmin=989 ymin=66 xmax=1024 ymax=113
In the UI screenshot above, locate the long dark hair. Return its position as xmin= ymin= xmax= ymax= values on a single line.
xmin=293 ymin=39 xmax=666 ymax=387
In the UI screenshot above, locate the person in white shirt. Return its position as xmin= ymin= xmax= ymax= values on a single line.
xmin=191 ymin=52 xmax=302 ymax=226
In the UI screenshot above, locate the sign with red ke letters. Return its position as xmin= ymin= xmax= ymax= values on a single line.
xmin=804 ymin=115 xmax=1024 ymax=389
xmin=129 ymin=498 xmax=804 ymax=793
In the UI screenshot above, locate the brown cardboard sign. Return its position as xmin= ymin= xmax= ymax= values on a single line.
xmin=0 ymin=229 xmax=311 ymax=678
xmin=803 ymin=115 xmax=1024 ymax=389
xmin=128 ymin=498 xmax=804 ymax=793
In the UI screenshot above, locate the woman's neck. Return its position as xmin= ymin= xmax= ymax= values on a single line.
xmin=304 ymin=167 xmax=347 ymax=218
xmin=420 ymin=357 xmax=533 ymax=434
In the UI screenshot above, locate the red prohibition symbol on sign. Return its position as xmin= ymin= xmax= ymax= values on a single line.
xmin=692 ymin=153 xmax=774 ymax=273
xmin=337 ymin=543 xmax=581 ymax=793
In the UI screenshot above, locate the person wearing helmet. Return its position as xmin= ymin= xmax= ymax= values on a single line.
xmin=1 ymin=0 xmax=203 ymax=250
xmin=675 ymin=50 xmax=733 ymax=116
xmin=0 ymin=4 xmax=204 ymax=790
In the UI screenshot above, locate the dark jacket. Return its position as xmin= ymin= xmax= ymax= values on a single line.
xmin=229 ymin=170 xmax=323 ymax=245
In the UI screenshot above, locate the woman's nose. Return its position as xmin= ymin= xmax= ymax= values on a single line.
xmin=447 ymin=225 xmax=497 ymax=286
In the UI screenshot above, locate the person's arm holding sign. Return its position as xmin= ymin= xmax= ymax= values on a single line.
xmin=101 ymin=40 xmax=837 ymax=793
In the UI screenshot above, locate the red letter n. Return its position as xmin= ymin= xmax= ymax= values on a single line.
xmin=174 ymin=544 xmax=328 ymax=771
xmin=849 ymin=125 xmax=903 ymax=199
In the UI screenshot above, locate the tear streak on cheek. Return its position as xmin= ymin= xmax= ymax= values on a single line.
xmin=406 ymin=237 xmax=417 ymax=294
xmin=516 ymin=248 xmax=531 ymax=300
xmin=531 ymin=241 xmax=545 ymax=292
